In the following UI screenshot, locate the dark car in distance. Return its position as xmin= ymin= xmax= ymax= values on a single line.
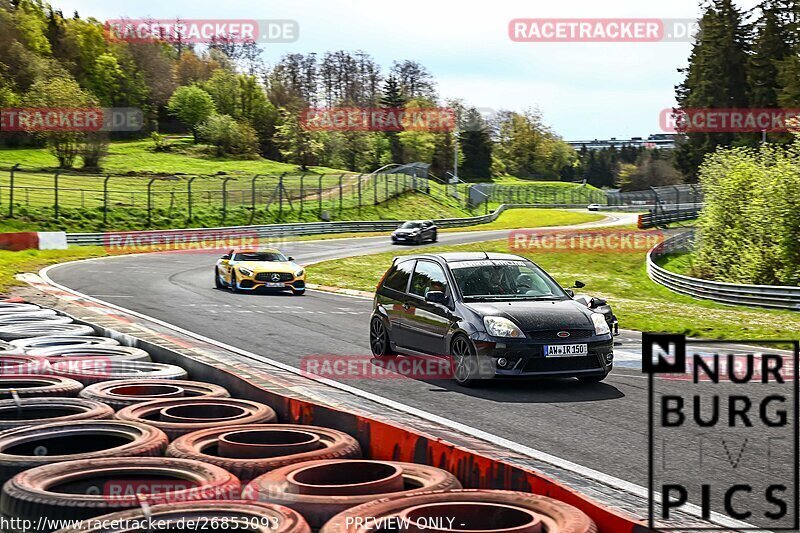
xmin=369 ymin=252 xmax=614 ymax=386
xmin=391 ymin=220 xmax=437 ymax=245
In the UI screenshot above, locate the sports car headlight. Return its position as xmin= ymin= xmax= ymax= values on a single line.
xmin=591 ymin=313 xmax=611 ymax=335
xmin=238 ymin=267 xmax=254 ymax=277
xmin=294 ymin=269 xmax=304 ymax=277
xmin=483 ymin=316 xmax=524 ymax=338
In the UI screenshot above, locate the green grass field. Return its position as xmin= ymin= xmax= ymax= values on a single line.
xmin=0 ymin=247 xmax=109 ymax=293
xmin=308 ymin=233 xmax=800 ymax=341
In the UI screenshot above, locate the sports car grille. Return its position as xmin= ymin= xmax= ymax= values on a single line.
xmin=255 ymin=272 xmax=293 ymax=282
xmin=522 ymin=355 xmax=600 ymax=373
xmin=524 ymin=329 xmax=594 ymax=340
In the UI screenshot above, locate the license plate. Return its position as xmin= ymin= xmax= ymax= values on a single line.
xmin=265 ymin=282 xmax=284 ymax=287
xmin=544 ymin=344 xmax=588 ymax=357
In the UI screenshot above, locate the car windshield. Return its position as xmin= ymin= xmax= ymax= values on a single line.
xmin=233 ymin=252 xmax=287 ymax=262
xmin=449 ymin=259 xmax=567 ymax=301
xmin=400 ymin=222 xmax=421 ymax=229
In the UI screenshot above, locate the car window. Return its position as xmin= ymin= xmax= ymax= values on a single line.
xmin=400 ymin=222 xmax=421 ymax=229
xmin=449 ymin=260 xmax=566 ymax=300
xmin=382 ymin=260 xmax=415 ymax=293
xmin=233 ymin=252 xmax=287 ymax=262
xmin=409 ymin=261 xmax=448 ymax=298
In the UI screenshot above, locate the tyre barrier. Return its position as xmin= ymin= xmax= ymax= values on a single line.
xmin=0 ymin=374 xmax=83 ymax=398
xmin=0 ymin=303 xmax=41 ymax=314
xmin=28 ymin=345 xmax=151 ymax=362
xmin=0 ymin=420 xmax=168 ymax=484
xmin=0 ymin=355 xmax=50 ymax=374
xmin=80 ymin=379 xmax=230 ymax=409
xmin=0 ymin=309 xmax=60 ymax=322
xmin=0 ymin=397 xmax=114 ymax=431
xmin=243 ymin=460 xmax=462 ymax=528
xmin=320 ymin=489 xmax=598 ymax=533
xmin=167 ymin=424 xmax=363 ymax=483
xmin=50 ymin=359 xmax=189 ymax=386
xmin=0 ymin=316 xmax=73 ymax=330
xmin=0 ymin=457 xmax=241 ymax=530
xmin=51 ymin=500 xmax=312 ymax=533
xmin=0 ymin=323 xmax=95 ymax=341
xmin=10 ymin=335 xmax=118 ymax=352
xmin=116 ymin=397 xmax=278 ymax=440
xmin=0 ymin=340 xmax=15 ymax=354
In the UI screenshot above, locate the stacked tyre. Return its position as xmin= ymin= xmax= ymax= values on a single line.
xmin=0 ymin=300 xmax=598 ymax=533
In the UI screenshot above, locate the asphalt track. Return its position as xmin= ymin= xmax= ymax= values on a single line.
xmin=47 ymin=213 xmax=797 ymax=522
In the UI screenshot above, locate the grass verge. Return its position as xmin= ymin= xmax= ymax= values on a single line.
xmin=0 ymin=247 xmax=109 ymax=294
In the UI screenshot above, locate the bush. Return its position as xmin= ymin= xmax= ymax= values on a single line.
xmin=80 ymin=133 xmax=109 ymax=169
xmin=198 ymin=114 xmax=258 ymax=156
xmin=693 ymin=141 xmax=800 ymax=285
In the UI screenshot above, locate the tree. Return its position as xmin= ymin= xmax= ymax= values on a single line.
xmin=380 ymin=75 xmax=405 ymax=164
xmin=458 ymin=107 xmax=492 ymax=180
xmin=674 ymin=0 xmax=751 ymax=179
xmin=275 ymin=104 xmax=320 ymax=170
xmin=391 ymin=60 xmax=436 ymax=100
xmin=167 ymin=85 xmax=216 ymax=142
xmin=22 ymin=75 xmax=99 ymax=168
xmin=617 ymin=151 xmax=683 ymax=191
xmin=89 ymin=53 xmax=124 ymax=106
xmin=748 ymin=2 xmax=792 ymax=108
xmin=198 ymin=114 xmax=258 ymax=156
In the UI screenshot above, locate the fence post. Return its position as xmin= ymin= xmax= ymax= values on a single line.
xmin=299 ymin=174 xmax=304 ymax=215
xmin=395 ymin=174 xmax=399 ymax=203
xmin=147 ymin=177 xmax=156 ymax=227
xmin=9 ymin=164 xmax=19 ymax=217
xmin=249 ymin=175 xmax=260 ymax=224
xmin=373 ymin=174 xmax=377 ymax=205
xmin=222 ymin=177 xmax=233 ymax=223
xmin=103 ymin=175 xmax=110 ymax=226
xmin=339 ymin=174 xmax=343 ymax=211
xmin=277 ymin=175 xmax=284 ymax=221
xmin=318 ymin=175 xmax=323 ymax=215
xmin=187 ymin=177 xmax=197 ymax=222
xmin=54 ymin=171 xmax=60 ymax=220
xmin=358 ymin=174 xmax=362 ymax=210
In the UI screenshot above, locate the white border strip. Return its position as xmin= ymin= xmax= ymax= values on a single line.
xmin=37 ymin=257 xmax=750 ymax=530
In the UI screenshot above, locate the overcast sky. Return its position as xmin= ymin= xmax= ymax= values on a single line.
xmin=57 ymin=0 xmax=760 ymax=140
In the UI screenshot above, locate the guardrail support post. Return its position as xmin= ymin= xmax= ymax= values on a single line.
xmin=54 ymin=171 xmax=60 ymax=220
xmin=103 ymin=175 xmax=110 ymax=226
xmin=187 ymin=177 xmax=197 ymax=223
xmin=8 ymin=164 xmax=19 ymax=217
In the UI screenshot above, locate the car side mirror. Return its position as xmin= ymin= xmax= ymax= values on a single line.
xmin=425 ymin=291 xmax=447 ymax=305
xmin=221 ymin=254 xmax=231 ymax=260
xmin=287 ymin=256 xmax=294 ymax=261
xmin=591 ymin=297 xmax=607 ymax=307
xmin=573 ymin=280 xmax=586 ymax=289
xmin=565 ymin=289 xmax=575 ymax=298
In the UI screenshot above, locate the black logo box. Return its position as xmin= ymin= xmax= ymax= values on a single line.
xmin=644 ymin=333 xmax=800 ymax=531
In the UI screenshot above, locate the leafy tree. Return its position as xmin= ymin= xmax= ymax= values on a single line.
xmin=167 ymin=85 xmax=216 ymax=142
xmin=198 ymin=114 xmax=258 ymax=156
xmin=22 ymin=75 xmax=99 ymax=168
xmin=275 ymin=104 xmax=320 ymax=170
xmin=391 ymin=60 xmax=436 ymax=100
xmin=617 ymin=151 xmax=683 ymax=191
xmin=89 ymin=53 xmax=124 ymax=106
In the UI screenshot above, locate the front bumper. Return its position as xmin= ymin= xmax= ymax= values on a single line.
xmin=470 ymin=333 xmax=614 ymax=378
xmin=235 ymin=276 xmax=305 ymax=292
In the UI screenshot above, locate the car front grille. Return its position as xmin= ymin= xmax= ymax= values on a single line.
xmin=522 ymin=355 xmax=600 ymax=373
xmin=524 ymin=329 xmax=594 ymax=340
xmin=255 ymin=272 xmax=293 ymax=282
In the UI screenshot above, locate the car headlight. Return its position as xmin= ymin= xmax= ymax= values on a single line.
xmin=483 ymin=316 xmax=524 ymax=338
xmin=591 ymin=313 xmax=610 ymax=335
xmin=238 ymin=267 xmax=254 ymax=277
xmin=295 ymin=269 xmax=304 ymax=277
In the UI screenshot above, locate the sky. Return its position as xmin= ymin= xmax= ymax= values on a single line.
xmin=56 ymin=0 xmax=760 ymax=140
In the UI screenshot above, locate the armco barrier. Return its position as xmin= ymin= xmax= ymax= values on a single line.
xmin=637 ymin=204 xmax=703 ymax=229
xmin=65 ymin=204 xmax=589 ymax=246
xmin=647 ymin=230 xmax=800 ymax=310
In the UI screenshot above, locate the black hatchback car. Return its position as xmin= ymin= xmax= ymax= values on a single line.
xmin=391 ymin=220 xmax=437 ymax=244
xmin=369 ymin=252 xmax=614 ymax=386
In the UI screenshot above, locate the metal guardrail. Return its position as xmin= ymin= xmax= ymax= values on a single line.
xmin=66 ymin=203 xmax=589 ymax=246
xmin=647 ymin=230 xmax=800 ymax=311
xmin=638 ymin=205 xmax=703 ymax=228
